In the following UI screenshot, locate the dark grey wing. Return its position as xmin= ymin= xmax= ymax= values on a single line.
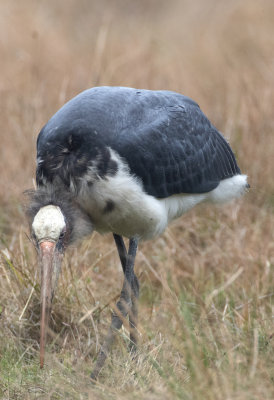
xmin=115 ymin=101 xmax=241 ymax=198
xmin=35 ymin=87 xmax=241 ymax=198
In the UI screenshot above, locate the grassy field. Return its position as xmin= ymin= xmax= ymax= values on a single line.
xmin=0 ymin=0 xmax=274 ymax=398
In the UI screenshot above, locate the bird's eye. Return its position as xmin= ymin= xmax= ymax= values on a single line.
xmin=59 ymin=228 xmax=66 ymax=239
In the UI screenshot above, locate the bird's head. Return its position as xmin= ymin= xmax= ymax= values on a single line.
xmin=27 ymin=187 xmax=93 ymax=368
xmin=32 ymin=205 xmax=68 ymax=369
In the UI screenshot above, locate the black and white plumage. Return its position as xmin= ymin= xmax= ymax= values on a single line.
xmin=27 ymin=86 xmax=248 ymax=378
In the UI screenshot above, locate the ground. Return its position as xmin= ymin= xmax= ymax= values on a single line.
xmin=0 ymin=0 xmax=274 ymax=399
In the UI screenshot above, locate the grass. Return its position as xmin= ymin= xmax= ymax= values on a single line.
xmin=1 ymin=0 xmax=274 ymax=398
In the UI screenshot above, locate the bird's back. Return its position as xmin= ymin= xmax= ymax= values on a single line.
xmin=34 ymin=86 xmax=248 ymax=239
xmin=36 ymin=86 xmax=241 ymax=198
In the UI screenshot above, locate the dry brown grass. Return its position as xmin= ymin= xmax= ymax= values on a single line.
xmin=0 ymin=0 xmax=274 ymax=399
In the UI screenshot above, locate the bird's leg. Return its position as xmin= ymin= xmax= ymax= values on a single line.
xmin=90 ymin=236 xmax=139 ymax=380
xmin=113 ymin=234 xmax=139 ymax=351
xmin=113 ymin=234 xmax=127 ymax=274
xmin=128 ymin=273 xmax=139 ymax=352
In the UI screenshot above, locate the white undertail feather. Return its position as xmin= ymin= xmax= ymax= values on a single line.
xmin=207 ymin=174 xmax=248 ymax=203
xmin=162 ymin=175 xmax=248 ymax=226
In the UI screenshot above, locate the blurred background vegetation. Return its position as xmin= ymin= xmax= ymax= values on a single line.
xmin=0 ymin=0 xmax=273 ymax=399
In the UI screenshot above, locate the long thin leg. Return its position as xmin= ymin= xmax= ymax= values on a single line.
xmin=129 ymin=274 xmax=139 ymax=351
xmin=113 ymin=234 xmax=140 ymax=350
xmin=113 ymin=234 xmax=127 ymax=274
xmin=90 ymin=237 xmax=139 ymax=380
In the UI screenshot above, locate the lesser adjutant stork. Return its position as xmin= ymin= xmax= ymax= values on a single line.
xmin=26 ymin=86 xmax=248 ymax=379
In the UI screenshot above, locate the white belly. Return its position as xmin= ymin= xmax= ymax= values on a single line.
xmin=78 ymin=171 xmax=167 ymax=240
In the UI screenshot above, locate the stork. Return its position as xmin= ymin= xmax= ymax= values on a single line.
xmin=26 ymin=86 xmax=248 ymax=379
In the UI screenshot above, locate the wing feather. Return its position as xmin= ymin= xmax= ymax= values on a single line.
xmin=36 ymin=87 xmax=241 ymax=198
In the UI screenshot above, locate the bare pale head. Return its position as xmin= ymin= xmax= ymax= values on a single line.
xmin=32 ymin=205 xmax=67 ymax=368
xmin=32 ymin=205 xmax=66 ymax=242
